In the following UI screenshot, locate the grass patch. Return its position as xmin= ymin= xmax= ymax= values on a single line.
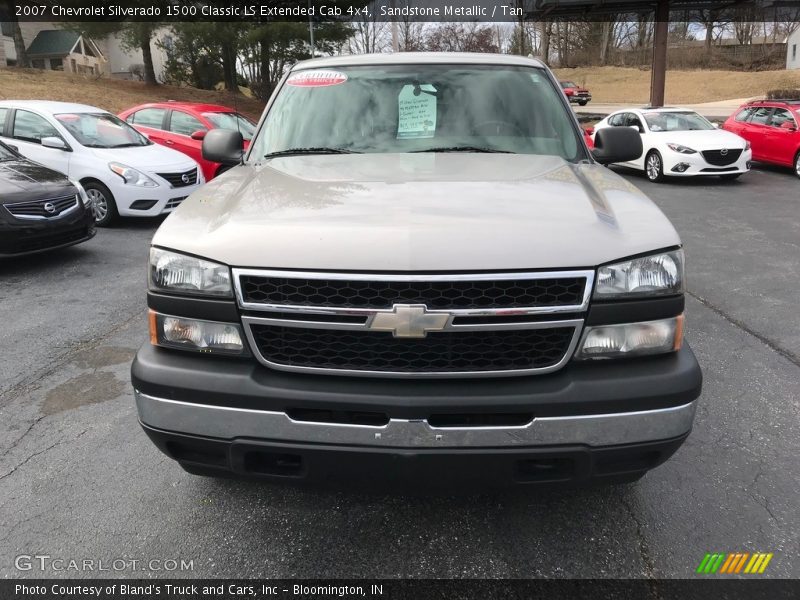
xmin=553 ymin=66 xmax=800 ymax=104
xmin=0 ymin=69 xmax=265 ymax=120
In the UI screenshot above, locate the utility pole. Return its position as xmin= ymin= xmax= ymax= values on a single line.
xmin=650 ymin=0 xmax=669 ymax=107
xmin=391 ymin=0 xmax=399 ymax=51
xmin=308 ymin=0 xmax=315 ymax=57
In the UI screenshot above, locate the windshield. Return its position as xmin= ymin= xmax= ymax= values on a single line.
xmin=643 ymin=111 xmax=715 ymax=132
xmin=203 ymin=112 xmax=256 ymax=141
xmin=0 ymin=142 xmax=16 ymax=161
xmin=55 ymin=112 xmax=151 ymax=148
xmin=252 ymin=64 xmax=582 ymax=160
xmin=561 ymin=81 xmax=577 ymax=88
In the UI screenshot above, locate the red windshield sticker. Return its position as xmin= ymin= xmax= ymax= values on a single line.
xmin=286 ymin=70 xmax=348 ymax=88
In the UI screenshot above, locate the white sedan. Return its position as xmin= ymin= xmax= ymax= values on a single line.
xmin=592 ymin=107 xmax=751 ymax=182
xmin=0 ymin=101 xmax=203 ymax=226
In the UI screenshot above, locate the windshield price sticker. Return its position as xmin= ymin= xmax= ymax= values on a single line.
xmin=397 ymin=84 xmax=438 ymax=139
xmin=286 ymin=70 xmax=348 ymax=88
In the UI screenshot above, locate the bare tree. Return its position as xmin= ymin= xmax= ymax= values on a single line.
xmin=348 ymin=4 xmax=390 ymax=54
xmin=425 ymin=22 xmax=500 ymax=53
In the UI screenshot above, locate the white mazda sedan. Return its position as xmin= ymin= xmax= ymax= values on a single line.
xmin=0 ymin=101 xmax=203 ymax=226
xmin=592 ymin=107 xmax=751 ymax=182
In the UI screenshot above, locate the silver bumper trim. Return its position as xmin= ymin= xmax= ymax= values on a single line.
xmin=135 ymin=391 xmax=696 ymax=449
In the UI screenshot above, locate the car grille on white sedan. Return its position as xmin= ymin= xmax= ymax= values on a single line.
xmin=234 ymin=269 xmax=594 ymax=378
xmin=4 ymin=195 xmax=79 ymax=220
xmin=702 ymin=149 xmax=742 ymax=166
xmin=157 ymin=168 xmax=198 ymax=188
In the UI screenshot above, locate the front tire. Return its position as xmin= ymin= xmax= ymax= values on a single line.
xmin=794 ymin=151 xmax=800 ymax=179
xmin=578 ymin=100 xmax=588 ymax=106
xmin=83 ymin=181 xmax=118 ymax=227
xmin=645 ymin=150 xmax=665 ymax=182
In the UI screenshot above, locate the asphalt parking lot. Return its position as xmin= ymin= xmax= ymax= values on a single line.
xmin=1 ymin=165 xmax=798 ymax=579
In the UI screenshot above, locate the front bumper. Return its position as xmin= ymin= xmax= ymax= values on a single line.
xmin=112 ymin=181 xmax=202 ymax=217
xmin=132 ymin=343 xmax=702 ymax=485
xmin=664 ymin=148 xmax=752 ymax=176
xmin=0 ymin=206 xmax=95 ymax=257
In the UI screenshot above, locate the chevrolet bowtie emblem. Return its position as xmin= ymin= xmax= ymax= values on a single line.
xmin=369 ymin=304 xmax=449 ymax=338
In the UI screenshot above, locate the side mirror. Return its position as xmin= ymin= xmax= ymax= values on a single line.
xmin=202 ymin=129 xmax=244 ymax=165
xmin=780 ymin=121 xmax=796 ymax=131
xmin=190 ymin=130 xmax=207 ymax=141
xmin=584 ymin=126 xmax=595 ymax=136
xmin=41 ymin=136 xmax=68 ymax=150
xmin=591 ymin=127 xmax=643 ymax=165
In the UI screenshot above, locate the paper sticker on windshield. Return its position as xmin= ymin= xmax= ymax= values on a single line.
xmin=286 ymin=70 xmax=348 ymax=88
xmin=397 ymin=84 xmax=437 ymax=139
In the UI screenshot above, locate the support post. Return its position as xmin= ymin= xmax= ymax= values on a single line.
xmin=650 ymin=0 xmax=669 ymax=108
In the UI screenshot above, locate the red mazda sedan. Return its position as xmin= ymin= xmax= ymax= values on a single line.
xmin=119 ymin=102 xmax=257 ymax=181
xmin=722 ymin=99 xmax=800 ymax=178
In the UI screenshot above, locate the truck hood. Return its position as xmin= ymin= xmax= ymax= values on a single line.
xmin=152 ymin=153 xmax=680 ymax=271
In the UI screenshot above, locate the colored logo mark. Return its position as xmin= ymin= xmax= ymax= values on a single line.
xmin=696 ymin=552 xmax=773 ymax=574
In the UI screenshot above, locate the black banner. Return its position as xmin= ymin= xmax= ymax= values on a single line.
xmin=4 ymin=0 xmax=800 ymax=23
xmin=3 ymin=580 xmax=800 ymax=600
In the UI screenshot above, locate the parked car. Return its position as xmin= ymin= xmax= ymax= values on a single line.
xmin=119 ymin=102 xmax=256 ymax=182
xmin=0 ymin=101 xmax=203 ymax=227
xmin=593 ymin=107 xmax=751 ymax=182
xmin=0 ymin=140 xmax=95 ymax=257
xmin=560 ymin=81 xmax=592 ymax=105
xmin=721 ymin=99 xmax=800 ymax=179
xmin=132 ymin=53 xmax=701 ymax=487
xmin=583 ymin=126 xmax=595 ymax=149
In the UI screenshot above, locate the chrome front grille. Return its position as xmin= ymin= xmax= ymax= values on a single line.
xmin=4 ymin=195 xmax=79 ymax=220
xmin=234 ymin=269 xmax=593 ymax=378
xmin=239 ymin=273 xmax=586 ymax=309
xmin=156 ymin=168 xmax=198 ymax=188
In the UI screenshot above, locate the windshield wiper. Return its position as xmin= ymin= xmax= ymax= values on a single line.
xmin=109 ymin=143 xmax=145 ymax=148
xmin=264 ymin=147 xmax=360 ymax=159
xmin=411 ymin=146 xmax=514 ymax=154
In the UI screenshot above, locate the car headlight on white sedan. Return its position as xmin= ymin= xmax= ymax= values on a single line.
xmin=666 ymin=143 xmax=697 ymax=154
xmin=594 ymin=250 xmax=684 ymax=299
xmin=109 ymin=162 xmax=158 ymax=187
xmin=69 ymin=179 xmax=93 ymax=210
xmin=149 ymin=247 xmax=232 ymax=297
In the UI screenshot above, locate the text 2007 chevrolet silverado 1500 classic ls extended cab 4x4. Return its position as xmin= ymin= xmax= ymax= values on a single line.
xmin=131 ymin=53 xmax=702 ymax=487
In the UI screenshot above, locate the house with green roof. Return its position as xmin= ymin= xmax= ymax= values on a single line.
xmin=25 ymin=29 xmax=105 ymax=75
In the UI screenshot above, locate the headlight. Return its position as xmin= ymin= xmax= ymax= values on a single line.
xmin=109 ymin=162 xmax=157 ymax=187
xmin=149 ymin=311 xmax=248 ymax=355
xmin=149 ymin=247 xmax=232 ymax=297
xmin=666 ymin=144 xmax=697 ymax=154
xmin=574 ymin=315 xmax=683 ymax=360
xmin=594 ymin=250 xmax=683 ymax=299
xmin=69 ymin=179 xmax=92 ymax=210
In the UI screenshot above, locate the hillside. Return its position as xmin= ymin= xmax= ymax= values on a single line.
xmin=553 ymin=66 xmax=800 ymax=104
xmin=0 ymin=69 xmax=265 ymax=119
xmin=1 ymin=65 xmax=799 ymax=113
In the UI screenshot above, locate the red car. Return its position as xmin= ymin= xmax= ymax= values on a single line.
xmin=583 ymin=126 xmax=594 ymax=149
xmin=722 ymin=99 xmax=800 ymax=179
xmin=119 ymin=102 xmax=257 ymax=181
xmin=560 ymin=81 xmax=592 ymax=106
